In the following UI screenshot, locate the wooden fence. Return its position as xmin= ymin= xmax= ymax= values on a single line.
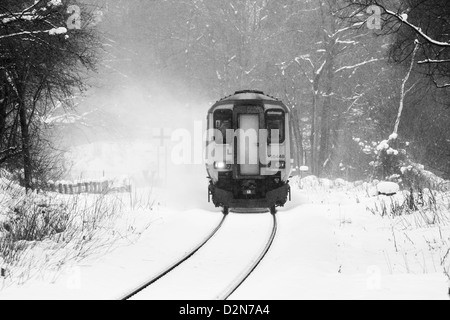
xmin=47 ymin=178 xmax=131 ymax=195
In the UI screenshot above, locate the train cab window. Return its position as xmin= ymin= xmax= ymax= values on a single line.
xmin=266 ymin=110 xmax=285 ymax=144
xmin=214 ymin=109 xmax=233 ymax=144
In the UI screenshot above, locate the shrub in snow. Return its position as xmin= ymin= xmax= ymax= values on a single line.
xmin=354 ymin=181 xmax=364 ymax=187
xmin=368 ymin=187 xmax=450 ymax=225
xmin=1 ymin=197 xmax=69 ymax=242
xmin=367 ymin=135 xmax=448 ymax=195
xmin=299 ymin=176 xmax=359 ymax=191
xmin=300 ymin=175 xmax=320 ymax=189
xmin=0 ymin=174 xmax=69 ymax=242
xmin=367 ymin=135 xmax=449 ymax=211
xmin=401 ymin=163 xmax=450 ymax=192
xmin=334 ymin=178 xmax=348 ymax=188
xmin=372 ymin=136 xmax=407 ymax=182
xmin=350 ymin=135 xmax=403 ymax=180
xmin=350 ymin=134 xmax=439 ymax=190
xmin=367 ymin=195 xmax=409 ymax=217
xmin=0 ymin=169 xmax=151 ymax=283
xmin=319 ymin=178 xmax=333 ymax=189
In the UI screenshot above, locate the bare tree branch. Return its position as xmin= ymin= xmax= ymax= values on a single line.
xmin=335 ymin=57 xmax=379 ymax=73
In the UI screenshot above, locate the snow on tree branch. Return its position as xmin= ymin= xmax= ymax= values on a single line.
xmin=378 ymin=5 xmax=450 ymax=47
xmin=315 ymin=60 xmax=327 ymax=76
xmin=418 ymin=59 xmax=450 ymax=64
xmin=0 ymin=27 xmax=66 ymax=40
xmin=393 ymin=41 xmax=420 ymax=135
xmin=0 ymin=0 xmax=68 ymax=41
xmin=330 ymin=22 xmax=365 ymax=38
xmin=432 ymin=80 xmax=450 ymax=88
xmin=335 ymin=58 xmax=379 ymax=73
xmin=0 ymin=0 xmax=62 ymax=23
xmin=295 ymin=55 xmax=315 ymax=71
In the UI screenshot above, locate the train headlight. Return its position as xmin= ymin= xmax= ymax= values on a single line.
xmin=214 ymin=162 xmax=231 ymax=170
xmin=267 ymin=161 xmax=286 ymax=169
xmin=275 ymin=161 xmax=286 ymax=169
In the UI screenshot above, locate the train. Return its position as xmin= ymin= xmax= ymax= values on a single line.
xmin=206 ymin=90 xmax=292 ymax=214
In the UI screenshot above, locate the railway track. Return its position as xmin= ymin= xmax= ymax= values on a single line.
xmin=216 ymin=213 xmax=277 ymax=300
xmin=121 ymin=213 xmax=228 ymax=300
xmin=121 ymin=212 xmax=277 ymax=300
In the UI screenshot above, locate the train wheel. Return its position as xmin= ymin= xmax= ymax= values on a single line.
xmin=223 ymin=206 xmax=229 ymax=215
xmin=270 ymin=205 xmax=277 ymax=215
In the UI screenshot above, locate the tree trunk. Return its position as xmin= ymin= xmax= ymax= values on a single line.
xmin=310 ymin=85 xmax=319 ymax=175
xmin=296 ymin=118 xmax=304 ymax=168
xmin=329 ymin=110 xmax=346 ymax=176
xmin=290 ymin=124 xmax=298 ymax=164
xmin=393 ymin=42 xmax=419 ymax=135
xmin=18 ymin=97 xmax=32 ymax=191
xmin=0 ymin=84 xmax=7 ymax=144
xmin=318 ymin=56 xmax=335 ymax=176
xmin=290 ymin=107 xmax=304 ymax=170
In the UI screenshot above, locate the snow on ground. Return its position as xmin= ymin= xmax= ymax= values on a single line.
xmin=377 ymin=181 xmax=400 ymax=195
xmin=131 ymin=213 xmax=274 ymax=300
xmin=233 ymin=186 xmax=449 ymax=300
xmin=0 ymin=206 xmax=222 ymax=300
xmin=0 ymin=171 xmax=449 ymax=300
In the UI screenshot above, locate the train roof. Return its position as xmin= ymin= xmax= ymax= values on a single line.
xmin=209 ymin=90 xmax=289 ymax=113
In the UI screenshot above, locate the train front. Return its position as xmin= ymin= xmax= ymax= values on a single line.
xmin=206 ymin=90 xmax=292 ymax=214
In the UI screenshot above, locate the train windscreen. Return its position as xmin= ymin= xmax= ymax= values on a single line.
xmin=266 ymin=110 xmax=285 ymax=144
xmin=214 ymin=109 xmax=233 ymax=144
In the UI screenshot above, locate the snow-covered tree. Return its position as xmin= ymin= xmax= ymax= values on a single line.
xmin=342 ymin=0 xmax=450 ymax=88
xmin=89 ymin=0 xmax=449 ymax=180
xmin=0 ymin=0 xmax=101 ymax=189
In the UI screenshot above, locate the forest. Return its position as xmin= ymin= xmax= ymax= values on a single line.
xmin=1 ymin=0 xmax=449 ymax=187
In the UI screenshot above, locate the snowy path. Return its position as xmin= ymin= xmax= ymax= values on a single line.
xmin=130 ymin=213 xmax=274 ymax=300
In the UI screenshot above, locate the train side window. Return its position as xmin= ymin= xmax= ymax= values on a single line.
xmin=214 ymin=109 xmax=233 ymax=144
xmin=266 ymin=110 xmax=285 ymax=144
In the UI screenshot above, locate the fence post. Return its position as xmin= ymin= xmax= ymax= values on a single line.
xmin=77 ymin=181 xmax=83 ymax=194
xmin=48 ymin=180 xmax=55 ymax=192
xmin=102 ymin=180 xmax=109 ymax=193
xmin=57 ymin=182 xmax=63 ymax=194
